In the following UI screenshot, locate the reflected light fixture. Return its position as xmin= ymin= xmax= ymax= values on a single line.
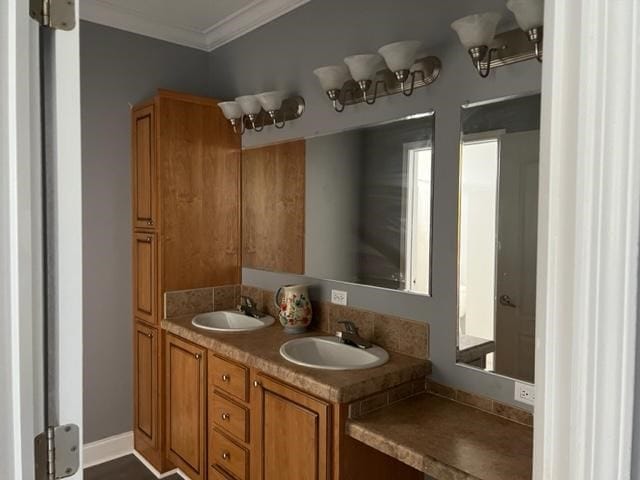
xmin=451 ymin=0 xmax=544 ymax=78
xmin=217 ymin=92 xmax=305 ymax=135
xmin=313 ymin=41 xmax=441 ymax=113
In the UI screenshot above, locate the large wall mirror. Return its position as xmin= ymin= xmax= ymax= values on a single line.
xmin=306 ymin=113 xmax=435 ymax=295
xmin=456 ymin=93 xmax=541 ymax=383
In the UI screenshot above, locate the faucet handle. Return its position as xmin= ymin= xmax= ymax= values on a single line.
xmin=338 ymin=320 xmax=358 ymax=334
xmin=240 ymin=295 xmax=255 ymax=308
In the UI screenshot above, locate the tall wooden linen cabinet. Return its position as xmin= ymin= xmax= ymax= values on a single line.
xmin=131 ymin=90 xmax=241 ymax=473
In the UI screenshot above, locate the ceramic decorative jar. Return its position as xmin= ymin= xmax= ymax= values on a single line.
xmin=274 ymin=284 xmax=313 ymax=334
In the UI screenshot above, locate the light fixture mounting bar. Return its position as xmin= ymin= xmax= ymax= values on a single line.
xmin=480 ymin=28 xmax=542 ymax=69
xmin=338 ymin=55 xmax=441 ymax=106
xmin=242 ymin=96 xmax=305 ymax=130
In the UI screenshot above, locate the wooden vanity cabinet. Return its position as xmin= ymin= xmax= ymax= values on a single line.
xmin=133 ymin=322 xmax=161 ymax=467
xmin=165 ymin=334 xmax=207 ymax=480
xmin=131 ymin=89 xmax=241 ymax=473
xmin=251 ymin=372 xmax=331 ymax=480
xmin=132 ymin=104 xmax=157 ymax=230
xmin=133 ymin=232 xmax=157 ymax=324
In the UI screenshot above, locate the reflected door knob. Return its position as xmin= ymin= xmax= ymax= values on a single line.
xmin=499 ymin=295 xmax=517 ymax=308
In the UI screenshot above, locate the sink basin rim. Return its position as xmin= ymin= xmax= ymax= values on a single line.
xmin=191 ymin=310 xmax=275 ymax=332
xmin=279 ymin=336 xmax=389 ymax=371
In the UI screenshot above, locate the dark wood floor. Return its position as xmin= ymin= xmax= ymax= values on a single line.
xmin=84 ymin=454 xmax=182 ymax=480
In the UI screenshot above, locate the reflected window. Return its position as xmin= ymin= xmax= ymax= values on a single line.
xmin=403 ymin=142 xmax=432 ymax=294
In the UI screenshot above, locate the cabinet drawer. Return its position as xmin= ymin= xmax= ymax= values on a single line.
xmin=210 ymin=429 xmax=248 ymax=480
xmin=209 ymin=465 xmax=233 ymax=480
xmin=211 ymin=392 xmax=248 ymax=443
xmin=210 ymin=354 xmax=248 ymax=402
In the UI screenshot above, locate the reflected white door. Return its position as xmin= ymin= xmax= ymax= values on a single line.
xmin=494 ymin=130 xmax=540 ymax=383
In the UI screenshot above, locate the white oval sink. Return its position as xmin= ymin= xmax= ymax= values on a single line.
xmin=192 ymin=311 xmax=274 ymax=332
xmin=280 ymin=336 xmax=389 ymax=370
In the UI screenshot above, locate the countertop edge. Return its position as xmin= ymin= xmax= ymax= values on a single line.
xmin=162 ymin=318 xmax=431 ymax=404
xmin=346 ymin=421 xmax=481 ymax=480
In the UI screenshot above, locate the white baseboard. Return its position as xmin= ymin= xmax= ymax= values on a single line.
xmin=84 ymin=431 xmax=189 ymax=479
xmin=131 ymin=450 xmax=189 ymax=479
xmin=83 ymin=431 xmax=133 ymax=468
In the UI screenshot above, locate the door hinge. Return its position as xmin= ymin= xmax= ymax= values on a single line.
xmin=29 ymin=0 xmax=76 ymax=30
xmin=34 ymin=424 xmax=80 ymax=479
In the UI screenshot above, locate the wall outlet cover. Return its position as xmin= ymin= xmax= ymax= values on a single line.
xmin=331 ymin=289 xmax=348 ymax=306
xmin=514 ymin=381 xmax=535 ymax=406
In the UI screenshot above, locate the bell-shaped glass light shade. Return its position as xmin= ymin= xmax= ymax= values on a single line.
xmin=344 ymin=54 xmax=383 ymax=82
xmin=378 ymin=40 xmax=422 ymax=72
xmin=255 ymin=91 xmax=288 ymax=112
xmin=451 ymin=12 xmax=502 ymax=49
xmin=235 ymin=95 xmax=262 ymax=115
xmin=313 ymin=65 xmax=351 ymax=91
xmin=506 ymin=0 xmax=543 ymax=31
xmin=218 ymin=101 xmax=243 ymax=120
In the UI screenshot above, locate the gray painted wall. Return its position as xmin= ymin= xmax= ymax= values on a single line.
xmin=80 ymin=21 xmax=210 ymax=443
xmin=207 ymin=0 xmax=542 ymax=409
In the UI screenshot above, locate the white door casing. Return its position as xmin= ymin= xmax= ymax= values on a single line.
xmin=1 ymin=0 xmax=83 ymax=479
xmin=0 ymin=1 xmax=44 ymax=479
xmin=534 ymin=0 xmax=640 ymax=479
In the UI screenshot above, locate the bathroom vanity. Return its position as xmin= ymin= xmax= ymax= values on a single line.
xmin=162 ymin=314 xmax=429 ymax=480
xmin=130 ymin=90 xmax=533 ymax=480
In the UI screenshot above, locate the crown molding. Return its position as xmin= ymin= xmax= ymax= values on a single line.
xmin=80 ymin=0 xmax=310 ymax=52
xmin=202 ymin=0 xmax=310 ymax=51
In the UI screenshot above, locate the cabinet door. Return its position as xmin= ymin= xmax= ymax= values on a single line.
xmin=252 ymin=373 xmax=331 ymax=480
xmin=166 ymin=335 xmax=206 ymax=480
xmin=133 ymin=232 xmax=157 ymax=324
xmin=134 ymin=322 xmax=158 ymax=452
xmin=132 ymin=105 xmax=157 ymax=229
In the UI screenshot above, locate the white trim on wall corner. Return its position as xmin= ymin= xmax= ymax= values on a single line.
xmin=80 ymin=0 xmax=310 ymax=52
xmin=83 ymin=431 xmax=133 ymax=468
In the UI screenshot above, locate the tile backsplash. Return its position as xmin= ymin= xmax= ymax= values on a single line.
xmin=426 ymin=380 xmax=533 ymax=427
xmin=241 ymin=285 xmax=430 ymax=360
xmin=164 ymin=284 xmax=430 ymax=360
xmin=164 ymin=285 xmax=240 ymax=318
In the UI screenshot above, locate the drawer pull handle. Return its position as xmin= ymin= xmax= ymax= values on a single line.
xmin=222 ymin=451 xmax=230 ymax=461
xmin=221 ymin=412 xmax=230 ymax=421
xmin=253 ymin=380 xmax=261 ymax=388
xmin=144 ymin=332 xmax=153 ymax=338
xmin=221 ymin=374 xmax=230 ymax=382
xmin=146 ymin=220 xmax=153 ymax=226
xmin=194 ymin=353 xmax=201 ymax=360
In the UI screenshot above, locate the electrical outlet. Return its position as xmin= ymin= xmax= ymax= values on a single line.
xmin=514 ymin=381 xmax=535 ymax=406
xmin=331 ymin=289 xmax=348 ymax=306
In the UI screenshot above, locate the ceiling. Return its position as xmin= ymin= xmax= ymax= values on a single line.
xmin=80 ymin=0 xmax=311 ymax=51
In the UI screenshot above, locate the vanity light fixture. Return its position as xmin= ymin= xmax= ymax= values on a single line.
xmin=451 ymin=12 xmax=502 ymax=78
xmin=217 ymin=92 xmax=305 ymax=135
xmin=451 ymin=0 xmax=544 ymax=78
xmin=313 ymin=41 xmax=441 ymax=113
xmin=506 ymin=0 xmax=544 ymax=61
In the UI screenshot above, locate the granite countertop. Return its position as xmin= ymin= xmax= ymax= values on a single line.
xmin=162 ymin=316 xmax=431 ymax=404
xmin=347 ymin=393 xmax=533 ymax=480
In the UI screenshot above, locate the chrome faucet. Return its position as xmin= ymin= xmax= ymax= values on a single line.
xmin=239 ymin=296 xmax=263 ymax=319
xmin=335 ymin=320 xmax=372 ymax=349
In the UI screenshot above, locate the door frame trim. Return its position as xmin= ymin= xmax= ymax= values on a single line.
xmin=534 ymin=0 xmax=640 ymax=478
